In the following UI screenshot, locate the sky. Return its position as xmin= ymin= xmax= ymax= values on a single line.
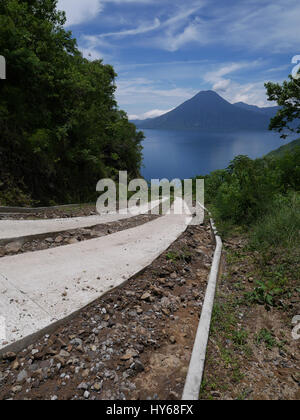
xmin=57 ymin=0 xmax=300 ymax=119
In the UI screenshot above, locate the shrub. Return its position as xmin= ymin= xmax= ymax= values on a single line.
xmin=203 ymin=149 xmax=299 ymax=229
xmin=250 ymin=192 xmax=300 ymax=249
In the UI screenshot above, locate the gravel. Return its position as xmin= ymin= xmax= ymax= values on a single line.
xmin=0 ymin=223 xmax=214 ymax=400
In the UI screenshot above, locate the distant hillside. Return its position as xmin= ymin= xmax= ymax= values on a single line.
xmin=265 ymin=138 xmax=300 ymax=158
xmin=134 ymin=91 xmax=275 ymax=131
xmin=233 ymin=102 xmax=280 ymax=118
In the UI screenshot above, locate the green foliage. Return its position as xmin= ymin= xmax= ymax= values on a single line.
xmin=166 ymin=251 xmax=180 ymax=262
xmin=265 ymin=138 xmax=300 ymax=158
xmin=244 ymin=280 xmax=286 ymax=308
xmin=202 ymin=148 xmax=300 ymax=229
xmin=232 ymin=329 xmax=248 ymax=346
xmin=206 ymin=156 xmax=272 ymax=224
xmin=202 ymin=144 xmax=299 ymax=309
xmin=0 ymin=174 xmax=34 ymax=206
xmin=196 ymin=170 xmax=228 ymax=204
xmin=0 ymin=0 xmax=143 ymax=205
xmin=255 ymin=328 xmax=277 ymax=350
xmin=265 ymin=76 xmax=300 ymax=138
xmin=250 ymin=192 xmax=300 ymax=249
xmin=166 ymin=249 xmax=192 ymax=263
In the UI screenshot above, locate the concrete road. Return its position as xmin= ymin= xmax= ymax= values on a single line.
xmin=0 ymin=200 xmax=165 ymax=242
xmin=0 ymin=198 xmax=192 ymax=353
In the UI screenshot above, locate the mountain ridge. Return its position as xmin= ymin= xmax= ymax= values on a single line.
xmin=233 ymin=101 xmax=280 ymax=117
xmin=133 ymin=91 xmax=278 ymax=131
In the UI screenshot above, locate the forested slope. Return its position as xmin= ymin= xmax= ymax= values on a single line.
xmin=0 ymin=0 xmax=143 ymax=206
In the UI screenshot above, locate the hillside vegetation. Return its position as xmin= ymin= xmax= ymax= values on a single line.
xmin=194 ymin=144 xmax=300 ymax=314
xmin=198 ymin=145 xmax=300 ymax=266
xmin=0 ymin=0 xmax=143 ymax=206
xmin=197 ymin=146 xmax=300 ymax=400
xmin=265 ymin=138 xmax=300 ymax=158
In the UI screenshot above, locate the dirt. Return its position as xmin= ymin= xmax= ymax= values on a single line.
xmin=0 ymin=214 xmax=159 ymax=258
xmin=200 ymin=238 xmax=300 ymax=401
xmin=0 ymin=223 xmax=214 ymax=400
xmin=0 ymin=205 xmax=97 ymax=220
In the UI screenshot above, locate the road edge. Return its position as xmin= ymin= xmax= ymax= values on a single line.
xmin=182 ymin=217 xmax=223 ymax=400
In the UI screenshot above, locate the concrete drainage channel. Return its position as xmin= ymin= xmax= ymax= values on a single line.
xmin=182 ymin=218 xmax=223 ymax=400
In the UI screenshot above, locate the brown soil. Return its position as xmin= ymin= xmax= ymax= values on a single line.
xmin=0 ymin=204 xmax=97 ymax=220
xmin=200 ymin=238 xmax=300 ymax=401
xmin=0 ymin=223 xmax=214 ymax=400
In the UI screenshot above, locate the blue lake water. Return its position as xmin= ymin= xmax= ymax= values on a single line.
xmin=141 ymin=129 xmax=293 ymax=180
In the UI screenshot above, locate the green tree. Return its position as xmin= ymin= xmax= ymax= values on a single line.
xmin=0 ymin=0 xmax=143 ymax=205
xmin=265 ymin=75 xmax=300 ymax=138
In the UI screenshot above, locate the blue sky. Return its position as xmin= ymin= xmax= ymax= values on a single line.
xmin=57 ymin=0 xmax=300 ymax=119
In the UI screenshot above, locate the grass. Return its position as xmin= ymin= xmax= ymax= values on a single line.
xmin=232 ymin=329 xmax=248 ymax=346
xmin=223 ymin=192 xmax=300 ymax=308
xmin=200 ymin=161 xmax=300 ymax=399
xmin=243 ymin=249 xmax=300 ymax=308
xmin=244 ymin=279 xmax=287 ymax=308
xmin=255 ymin=328 xmax=277 ymax=350
xmin=166 ymin=251 xmax=180 ymax=262
xmin=199 ymin=290 xmax=249 ymax=399
xmin=200 ymin=222 xmax=299 ymax=399
xmin=166 ymin=248 xmax=192 ymax=263
xmin=249 ymin=192 xmax=300 ymax=250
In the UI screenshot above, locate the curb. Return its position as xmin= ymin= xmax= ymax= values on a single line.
xmin=182 ymin=217 xmax=223 ymax=400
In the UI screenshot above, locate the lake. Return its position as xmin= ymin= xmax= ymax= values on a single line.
xmin=141 ymin=129 xmax=292 ymax=180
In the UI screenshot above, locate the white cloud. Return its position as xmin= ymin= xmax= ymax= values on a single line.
xmin=57 ymin=0 xmax=157 ymax=26
xmin=162 ymin=21 xmax=200 ymax=52
xmin=116 ymin=60 xmax=275 ymax=113
xmin=200 ymin=61 xmax=275 ymax=106
xmin=152 ymin=0 xmax=300 ymax=52
xmin=117 ymin=59 xmax=208 ymax=70
xmin=57 ymin=0 xmax=103 ymax=26
xmin=117 ymin=79 xmax=197 ymax=102
xmin=92 ymin=2 xmax=205 ymax=40
xmin=143 ymin=109 xmax=173 ymax=118
xmin=130 ymin=108 xmax=174 ymax=120
xmin=223 ymin=1 xmax=300 ymax=52
xmin=204 ymin=62 xmax=255 ymax=89
xmin=104 ymin=0 xmax=158 ymax=3
xmin=58 ymin=0 xmax=300 ymax=54
xmin=116 ymin=77 xmax=198 ymax=113
xmin=212 ymin=79 xmax=231 ymax=91
xmin=99 ymin=18 xmax=161 ymax=38
xmin=162 ymin=5 xmax=205 ymax=28
xmin=224 ymin=81 xmax=273 ymax=107
xmin=78 ymin=34 xmax=113 ymax=62
xmin=80 ymin=47 xmax=104 ymax=61
xmin=265 ymin=64 xmax=290 ymax=73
